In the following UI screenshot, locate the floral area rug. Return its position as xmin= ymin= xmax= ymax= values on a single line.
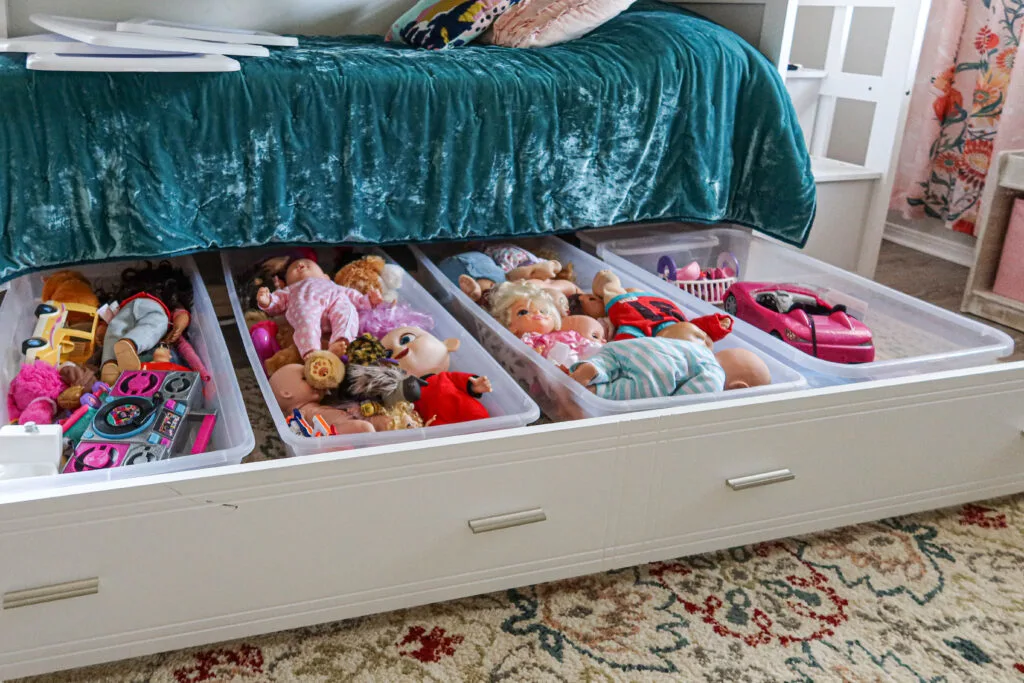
xmin=18 ymin=370 xmax=1024 ymax=682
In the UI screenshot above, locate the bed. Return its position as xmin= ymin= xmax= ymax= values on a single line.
xmin=0 ymin=0 xmax=814 ymax=283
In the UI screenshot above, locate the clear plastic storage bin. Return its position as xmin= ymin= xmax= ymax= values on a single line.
xmin=0 ymin=257 xmax=255 ymax=495
xmin=412 ymin=237 xmax=807 ymax=421
xmin=223 ymin=248 xmax=540 ymax=457
xmin=597 ymin=228 xmax=1016 ymax=383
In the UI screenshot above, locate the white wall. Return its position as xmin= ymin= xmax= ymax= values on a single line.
xmin=7 ymin=0 xmax=407 ymax=36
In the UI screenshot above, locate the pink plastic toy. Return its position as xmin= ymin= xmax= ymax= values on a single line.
xmin=249 ymin=319 xmax=281 ymax=371
xmin=723 ymin=282 xmax=874 ymax=363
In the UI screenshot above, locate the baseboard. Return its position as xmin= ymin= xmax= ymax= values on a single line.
xmin=883 ymin=221 xmax=975 ymax=267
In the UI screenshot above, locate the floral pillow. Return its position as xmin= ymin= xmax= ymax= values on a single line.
xmin=388 ymin=0 xmax=522 ymax=49
xmin=484 ymin=0 xmax=635 ymax=48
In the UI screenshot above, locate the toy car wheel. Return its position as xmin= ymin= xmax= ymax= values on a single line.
xmin=723 ymin=293 xmax=738 ymax=315
xmin=657 ymin=256 xmax=678 ymax=281
xmin=34 ymin=303 xmax=57 ymax=317
xmin=770 ymin=331 xmax=783 ymax=340
xmin=21 ymin=337 xmax=46 ymax=354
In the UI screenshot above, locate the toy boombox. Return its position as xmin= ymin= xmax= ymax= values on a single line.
xmin=65 ymin=370 xmax=217 ymax=473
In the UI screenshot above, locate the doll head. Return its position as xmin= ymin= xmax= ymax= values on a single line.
xmin=560 ymin=315 xmax=606 ymax=343
xmin=489 ymin=282 xmax=562 ymax=338
xmin=285 ymin=258 xmax=329 ymax=285
xmin=269 ymin=364 xmax=324 ymax=413
xmin=716 ymin=348 xmax=771 ymax=390
xmin=567 ymin=292 xmax=606 ymax=319
xmin=381 ymin=326 xmax=460 ymax=377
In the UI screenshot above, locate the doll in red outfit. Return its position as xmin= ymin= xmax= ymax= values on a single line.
xmin=590 ymin=270 xmax=733 ymax=344
xmin=380 ymin=326 xmax=491 ymax=426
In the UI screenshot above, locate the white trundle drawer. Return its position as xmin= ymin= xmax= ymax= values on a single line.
xmin=0 ymin=438 xmax=617 ymax=672
xmin=0 ymin=362 xmax=1022 ymax=679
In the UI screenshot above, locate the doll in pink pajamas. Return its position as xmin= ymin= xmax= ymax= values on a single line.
xmin=257 ymin=258 xmax=382 ymax=359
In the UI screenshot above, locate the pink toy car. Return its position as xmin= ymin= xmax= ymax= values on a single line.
xmin=723 ymin=282 xmax=874 ymax=363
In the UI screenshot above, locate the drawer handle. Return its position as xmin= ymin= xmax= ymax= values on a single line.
xmin=469 ymin=508 xmax=547 ymax=534
xmin=3 ymin=578 xmax=99 ymax=610
xmin=727 ymin=469 xmax=795 ymax=491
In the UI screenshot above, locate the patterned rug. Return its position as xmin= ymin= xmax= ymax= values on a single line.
xmin=18 ymin=371 xmax=1024 ymax=682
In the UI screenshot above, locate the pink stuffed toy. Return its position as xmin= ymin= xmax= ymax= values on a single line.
xmin=7 ymin=361 xmax=67 ymax=425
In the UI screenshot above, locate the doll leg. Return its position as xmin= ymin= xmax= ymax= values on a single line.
xmin=324 ymin=299 xmax=359 ymax=349
xmin=508 ymin=260 xmax=561 ymax=281
xmin=311 ymin=407 xmax=375 ymax=434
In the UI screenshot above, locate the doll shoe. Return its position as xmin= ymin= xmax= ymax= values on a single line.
xmin=114 ymin=338 xmax=141 ymax=373
xmin=100 ymin=360 xmax=121 ymax=385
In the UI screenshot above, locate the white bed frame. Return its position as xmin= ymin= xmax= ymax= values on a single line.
xmin=4 ymin=4 xmax=993 ymax=682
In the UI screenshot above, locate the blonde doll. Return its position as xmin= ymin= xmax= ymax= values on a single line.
xmin=489 ymin=282 xmax=602 ymax=367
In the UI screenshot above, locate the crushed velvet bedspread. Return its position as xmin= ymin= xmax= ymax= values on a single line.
xmin=0 ymin=1 xmax=814 ymax=283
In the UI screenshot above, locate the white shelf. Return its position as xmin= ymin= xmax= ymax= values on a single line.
xmin=811 ymin=156 xmax=881 ymax=183
xmin=787 ymin=67 xmax=827 ymax=79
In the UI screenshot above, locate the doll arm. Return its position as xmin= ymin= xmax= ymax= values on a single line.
xmin=446 ymin=371 xmax=490 ymax=398
xmin=259 ymin=288 xmax=290 ymax=315
xmin=163 ymin=308 xmax=191 ymax=344
xmin=341 ymin=286 xmax=379 ymax=310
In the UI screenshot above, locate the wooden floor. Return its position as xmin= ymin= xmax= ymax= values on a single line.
xmin=874 ymin=240 xmax=1024 ymax=362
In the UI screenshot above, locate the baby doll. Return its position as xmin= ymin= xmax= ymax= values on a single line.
xmin=489 ymin=283 xmax=603 ymax=367
xmin=483 ymin=244 xmax=562 ymax=281
xmin=257 ymin=258 xmax=383 ymax=360
xmin=270 ymin=364 xmax=375 ymax=435
xmin=588 ymin=270 xmax=733 ymax=344
xmin=96 ymin=261 xmax=193 ymax=385
xmin=569 ymin=323 xmax=726 ymax=400
xmin=380 ymin=326 xmax=491 ymax=426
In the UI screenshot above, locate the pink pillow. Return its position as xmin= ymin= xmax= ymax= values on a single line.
xmin=486 ymin=0 xmax=635 ymax=48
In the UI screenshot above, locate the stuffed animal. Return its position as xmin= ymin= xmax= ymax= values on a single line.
xmin=42 ymin=270 xmax=99 ymax=308
xmin=347 ymin=363 xmax=426 ymax=406
xmin=269 ymin=364 xmax=374 ymax=435
xmin=304 ymin=351 xmax=346 ymax=392
xmin=334 ymin=255 xmax=404 ymax=303
xmin=7 ymin=361 xmax=67 ymax=424
xmin=57 ymin=364 xmax=98 ymax=411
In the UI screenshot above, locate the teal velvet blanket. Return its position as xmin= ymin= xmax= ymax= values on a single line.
xmin=0 ymin=1 xmax=814 ymax=283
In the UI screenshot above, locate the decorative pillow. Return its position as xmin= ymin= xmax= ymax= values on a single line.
xmin=387 ymin=0 xmax=522 ymax=49
xmin=485 ymin=0 xmax=635 ymax=48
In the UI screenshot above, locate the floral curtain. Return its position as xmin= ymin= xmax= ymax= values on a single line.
xmin=890 ymin=0 xmax=1024 ymax=236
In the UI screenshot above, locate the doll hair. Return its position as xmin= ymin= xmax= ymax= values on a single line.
xmin=489 ymin=282 xmax=563 ymax=331
xmin=99 ymin=261 xmax=193 ymax=312
xmin=358 ymin=303 xmax=434 ymax=340
xmin=567 ymin=294 xmax=585 ymax=317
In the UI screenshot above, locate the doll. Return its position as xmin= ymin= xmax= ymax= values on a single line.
xmin=358 ymin=302 xmax=434 ymax=340
xmin=42 ymin=270 xmax=99 ymax=308
xmin=257 ymin=258 xmax=383 ymax=360
xmin=380 ymin=326 xmax=491 ymax=426
xmin=569 ymin=323 xmax=726 ymax=400
xmin=438 ymin=252 xmax=508 ymax=305
xmin=482 ymin=244 xmax=562 ymax=281
xmin=716 ymin=348 xmax=772 ymax=390
xmin=96 ymin=261 xmax=194 ymax=385
xmin=589 ymin=270 xmax=733 ymax=344
xmin=489 ymin=283 xmax=602 ymax=367
xmin=560 ymin=315 xmax=606 ymax=343
xmin=270 ymin=364 xmax=375 ymax=435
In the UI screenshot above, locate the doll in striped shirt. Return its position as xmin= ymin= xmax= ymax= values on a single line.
xmin=570 ymin=322 xmax=726 ymax=399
